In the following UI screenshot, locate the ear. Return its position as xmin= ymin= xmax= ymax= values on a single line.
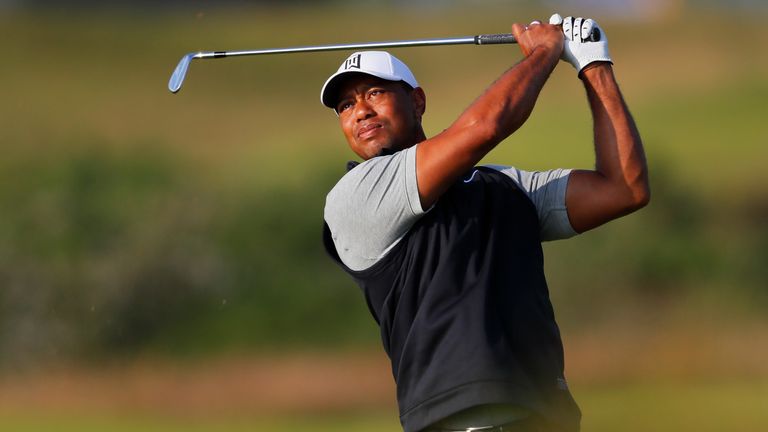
xmin=411 ymin=87 xmax=426 ymax=120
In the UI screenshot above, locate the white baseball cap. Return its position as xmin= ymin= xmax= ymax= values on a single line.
xmin=320 ymin=51 xmax=419 ymax=109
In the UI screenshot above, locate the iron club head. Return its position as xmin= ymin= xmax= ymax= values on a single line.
xmin=168 ymin=53 xmax=196 ymax=93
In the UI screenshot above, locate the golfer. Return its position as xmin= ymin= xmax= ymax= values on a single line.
xmin=321 ymin=14 xmax=649 ymax=432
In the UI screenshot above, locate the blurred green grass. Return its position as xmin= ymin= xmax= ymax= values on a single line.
xmin=3 ymin=379 xmax=768 ymax=432
xmin=579 ymin=380 xmax=768 ymax=432
xmin=0 ymin=412 xmax=400 ymax=432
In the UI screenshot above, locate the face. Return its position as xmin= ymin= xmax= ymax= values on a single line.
xmin=334 ymin=74 xmax=425 ymax=160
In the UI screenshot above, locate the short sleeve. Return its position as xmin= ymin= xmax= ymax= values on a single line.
xmin=324 ymin=145 xmax=425 ymax=271
xmin=485 ymin=165 xmax=577 ymax=241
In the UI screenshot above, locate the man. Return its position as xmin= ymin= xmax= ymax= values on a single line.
xmin=321 ymin=14 xmax=649 ymax=432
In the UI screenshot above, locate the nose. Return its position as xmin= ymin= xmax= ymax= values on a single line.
xmin=353 ymin=98 xmax=376 ymax=121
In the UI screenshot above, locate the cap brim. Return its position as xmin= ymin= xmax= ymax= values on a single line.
xmin=320 ymin=70 xmax=404 ymax=109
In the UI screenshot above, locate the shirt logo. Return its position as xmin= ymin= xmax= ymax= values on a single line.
xmin=344 ymin=54 xmax=361 ymax=70
xmin=463 ymin=170 xmax=479 ymax=183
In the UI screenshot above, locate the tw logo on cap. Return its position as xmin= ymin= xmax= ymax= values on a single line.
xmin=343 ymin=54 xmax=361 ymax=70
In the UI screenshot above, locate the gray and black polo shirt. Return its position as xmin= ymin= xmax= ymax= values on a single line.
xmin=323 ymin=145 xmax=581 ymax=432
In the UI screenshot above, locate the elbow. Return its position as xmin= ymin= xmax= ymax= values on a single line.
xmin=452 ymin=115 xmax=504 ymax=154
xmin=634 ymin=165 xmax=651 ymax=209
xmin=621 ymin=161 xmax=651 ymax=213
xmin=609 ymin=177 xmax=650 ymax=216
xmin=627 ymin=180 xmax=651 ymax=212
xmin=633 ymin=187 xmax=651 ymax=211
xmin=456 ymin=102 xmax=528 ymax=147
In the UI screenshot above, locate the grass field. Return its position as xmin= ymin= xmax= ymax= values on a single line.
xmin=8 ymin=381 xmax=768 ymax=432
xmin=2 ymin=322 xmax=767 ymax=431
xmin=2 ymin=375 xmax=767 ymax=432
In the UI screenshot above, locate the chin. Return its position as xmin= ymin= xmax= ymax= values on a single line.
xmin=356 ymin=145 xmax=386 ymax=160
xmin=355 ymin=139 xmax=398 ymax=160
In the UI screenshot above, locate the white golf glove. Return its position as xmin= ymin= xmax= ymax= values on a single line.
xmin=549 ymin=13 xmax=612 ymax=75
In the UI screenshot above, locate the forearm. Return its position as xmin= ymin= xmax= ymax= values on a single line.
xmin=582 ymin=64 xmax=649 ymax=205
xmin=453 ymin=47 xmax=561 ymax=157
xmin=422 ymin=47 xmax=560 ymax=181
xmin=415 ymin=21 xmax=564 ymax=209
xmin=564 ymin=64 xmax=649 ymax=233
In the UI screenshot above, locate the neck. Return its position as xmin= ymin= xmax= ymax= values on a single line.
xmin=370 ymin=126 xmax=427 ymax=159
xmin=415 ymin=126 xmax=427 ymax=143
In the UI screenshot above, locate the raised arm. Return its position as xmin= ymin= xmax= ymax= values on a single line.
xmin=565 ymin=64 xmax=650 ymax=232
xmin=415 ymin=21 xmax=563 ymax=209
xmin=550 ymin=15 xmax=649 ymax=232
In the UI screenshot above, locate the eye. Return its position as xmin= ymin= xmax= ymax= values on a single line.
xmin=336 ymin=101 xmax=353 ymax=114
xmin=368 ymin=88 xmax=385 ymax=99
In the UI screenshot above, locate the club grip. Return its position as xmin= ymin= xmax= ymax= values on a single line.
xmin=475 ymin=33 xmax=517 ymax=45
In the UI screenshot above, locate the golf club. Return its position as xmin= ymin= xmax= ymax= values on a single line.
xmin=168 ymin=33 xmax=517 ymax=93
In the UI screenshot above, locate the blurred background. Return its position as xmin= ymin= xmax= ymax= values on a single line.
xmin=1 ymin=0 xmax=766 ymax=431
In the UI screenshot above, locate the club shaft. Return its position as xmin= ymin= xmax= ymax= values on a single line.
xmin=169 ymin=33 xmax=516 ymax=93
xmin=193 ymin=35 xmax=511 ymax=59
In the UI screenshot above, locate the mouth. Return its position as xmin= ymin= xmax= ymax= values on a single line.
xmin=357 ymin=123 xmax=382 ymax=139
